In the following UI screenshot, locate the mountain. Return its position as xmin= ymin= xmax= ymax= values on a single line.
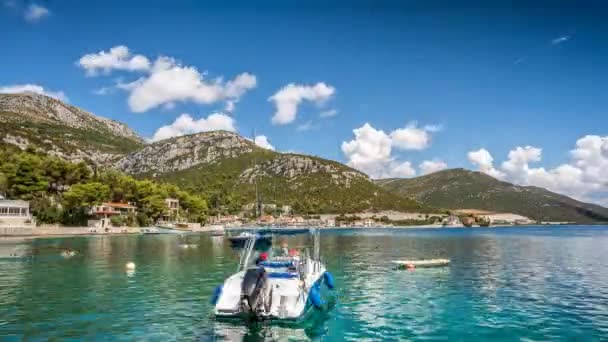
xmin=376 ymin=168 xmax=608 ymax=223
xmin=117 ymin=131 xmax=427 ymax=214
xmin=0 ymin=93 xmax=143 ymax=164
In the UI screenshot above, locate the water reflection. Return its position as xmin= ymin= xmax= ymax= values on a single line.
xmin=0 ymin=226 xmax=607 ymax=340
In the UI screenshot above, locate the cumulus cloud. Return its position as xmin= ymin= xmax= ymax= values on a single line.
xmin=341 ymin=123 xmax=419 ymax=178
xmin=269 ymin=83 xmax=335 ymax=125
xmin=24 ymin=4 xmax=49 ymax=22
xmin=419 ymin=160 xmax=448 ymax=175
xmin=467 ymin=148 xmax=505 ymax=179
xmin=0 ymin=84 xmax=68 ymax=102
xmin=78 ymin=46 xmax=257 ymax=112
xmin=78 ymin=46 xmax=150 ymax=76
xmin=126 ymin=58 xmax=256 ymax=113
xmin=253 ymin=135 xmax=275 ymax=150
xmin=341 ymin=121 xmax=442 ymax=178
xmin=468 ymin=135 xmax=608 ymax=205
xmin=390 ymin=122 xmax=433 ymax=150
xmin=150 ymin=112 xmax=236 ymax=142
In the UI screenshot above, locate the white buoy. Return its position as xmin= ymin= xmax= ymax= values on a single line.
xmin=126 ymin=262 xmax=136 ymax=270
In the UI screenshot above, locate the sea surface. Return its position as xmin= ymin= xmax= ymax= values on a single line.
xmin=1 ymin=226 xmax=608 ymax=341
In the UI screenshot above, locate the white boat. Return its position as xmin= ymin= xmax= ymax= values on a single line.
xmin=391 ymin=258 xmax=451 ymax=268
xmin=212 ymin=229 xmax=334 ymax=321
xmin=141 ymin=223 xmax=189 ymax=234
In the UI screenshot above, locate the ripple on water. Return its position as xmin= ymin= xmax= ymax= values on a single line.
xmin=1 ymin=226 xmax=608 ymax=340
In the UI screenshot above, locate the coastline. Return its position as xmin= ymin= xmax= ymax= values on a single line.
xmin=1 ymin=222 xmax=592 ymax=239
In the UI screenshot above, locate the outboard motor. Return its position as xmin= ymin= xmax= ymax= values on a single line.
xmin=241 ymin=267 xmax=268 ymax=315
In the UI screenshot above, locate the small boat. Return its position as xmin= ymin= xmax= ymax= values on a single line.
xmin=228 ymin=232 xmax=272 ymax=249
xmin=391 ymin=259 xmax=451 ymax=268
xmin=213 ymin=229 xmax=334 ymax=321
xmin=142 ymin=223 xmax=190 ymax=235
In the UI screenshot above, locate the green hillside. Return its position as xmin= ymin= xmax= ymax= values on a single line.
xmin=376 ymin=168 xmax=608 ymax=223
xmin=0 ymin=93 xmax=143 ymax=164
xmin=119 ymin=131 xmax=427 ymax=215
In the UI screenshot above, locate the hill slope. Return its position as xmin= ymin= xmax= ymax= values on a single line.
xmin=0 ymin=93 xmax=143 ymax=164
xmin=117 ymin=131 xmax=427 ymax=214
xmin=376 ymin=168 xmax=608 ymax=223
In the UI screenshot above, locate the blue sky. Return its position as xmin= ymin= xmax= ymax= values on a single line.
xmin=1 ymin=0 xmax=608 ymax=204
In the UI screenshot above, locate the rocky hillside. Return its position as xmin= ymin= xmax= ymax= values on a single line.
xmin=0 ymin=93 xmax=143 ymax=164
xmin=376 ymin=168 xmax=608 ymax=223
xmin=118 ymin=131 xmax=427 ymax=214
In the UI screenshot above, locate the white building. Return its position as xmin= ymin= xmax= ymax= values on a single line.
xmin=0 ymin=198 xmax=33 ymax=227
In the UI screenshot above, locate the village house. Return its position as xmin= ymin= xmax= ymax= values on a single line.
xmin=162 ymin=198 xmax=180 ymax=222
xmin=89 ymin=202 xmax=136 ymax=230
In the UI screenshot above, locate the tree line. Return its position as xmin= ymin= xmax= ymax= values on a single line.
xmin=0 ymin=145 xmax=207 ymax=226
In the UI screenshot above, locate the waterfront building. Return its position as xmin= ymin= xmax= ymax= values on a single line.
xmin=89 ymin=202 xmax=136 ymax=229
xmin=0 ymin=198 xmax=33 ymax=227
xmin=163 ymin=198 xmax=180 ymax=222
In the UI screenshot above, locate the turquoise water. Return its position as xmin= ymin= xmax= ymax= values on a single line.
xmin=1 ymin=226 xmax=608 ymax=341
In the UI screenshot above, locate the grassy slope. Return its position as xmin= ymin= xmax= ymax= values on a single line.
xmin=0 ymin=111 xmax=143 ymax=158
xmin=145 ymin=150 xmax=427 ymax=214
xmin=376 ymin=168 xmax=608 ymax=223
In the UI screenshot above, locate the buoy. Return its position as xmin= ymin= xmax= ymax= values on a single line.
xmin=126 ymin=262 xmax=136 ymax=270
xmin=309 ymin=285 xmax=324 ymax=309
xmin=323 ymin=272 xmax=335 ymax=290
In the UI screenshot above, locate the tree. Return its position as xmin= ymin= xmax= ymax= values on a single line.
xmin=63 ymin=182 xmax=110 ymax=209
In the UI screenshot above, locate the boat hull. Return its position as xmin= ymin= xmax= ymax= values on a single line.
xmin=214 ymin=263 xmax=328 ymax=322
xmin=228 ymin=236 xmax=272 ymax=249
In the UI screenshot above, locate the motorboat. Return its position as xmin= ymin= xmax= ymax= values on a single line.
xmin=213 ymin=229 xmax=335 ymax=321
xmin=228 ymin=232 xmax=272 ymax=249
xmin=142 ymin=223 xmax=190 ymax=234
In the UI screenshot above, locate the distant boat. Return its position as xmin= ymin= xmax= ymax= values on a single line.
xmin=392 ymin=259 xmax=451 ymax=268
xmin=228 ymin=232 xmax=272 ymax=249
xmin=142 ymin=223 xmax=190 ymax=234
xmin=258 ymin=227 xmax=309 ymax=235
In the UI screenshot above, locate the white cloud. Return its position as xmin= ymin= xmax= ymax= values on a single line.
xmin=150 ymin=112 xmax=236 ymax=142
xmin=551 ymin=36 xmax=570 ymax=45
xmin=468 ymin=135 xmax=608 ymax=205
xmin=78 ymin=47 xmax=256 ymax=112
xmin=24 ymin=4 xmax=49 ymax=22
xmin=390 ymin=122 xmax=432 ymax=150
xmin=320 ymin=109 xmax=338 ymax=118
xmin=78 ymin=46 xmax=150 ymax=76
xmin=341 ymin=123 xmax=417 ymax=178
xmin=126 ymin=57 xmax=256 ymax=112
xmin=254 ymin=135 xmax=275 ymax=151
xmin=501 ymin=146 xmax=542 ymax=182
xmin=0 ymin=84 xmax=68 ymax=102
xmin=341 ymin=121 xmax=442 ymax=178
xmin=419 ymin=160 xmax=448 ymax=175
xmin=390 ymin=161 xmax=417 ymax=178
xmin=269 ymin=82 xmax=335 ymax=125
xmin=467 ymin=148 xmax=505 ymax=179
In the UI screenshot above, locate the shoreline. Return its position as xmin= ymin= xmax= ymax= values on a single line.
xmin=1 ymin=223 xmax=600 ymax=239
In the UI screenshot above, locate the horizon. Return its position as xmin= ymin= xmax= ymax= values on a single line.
xmin=1 ymin=0 xmax=607 ymax=205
